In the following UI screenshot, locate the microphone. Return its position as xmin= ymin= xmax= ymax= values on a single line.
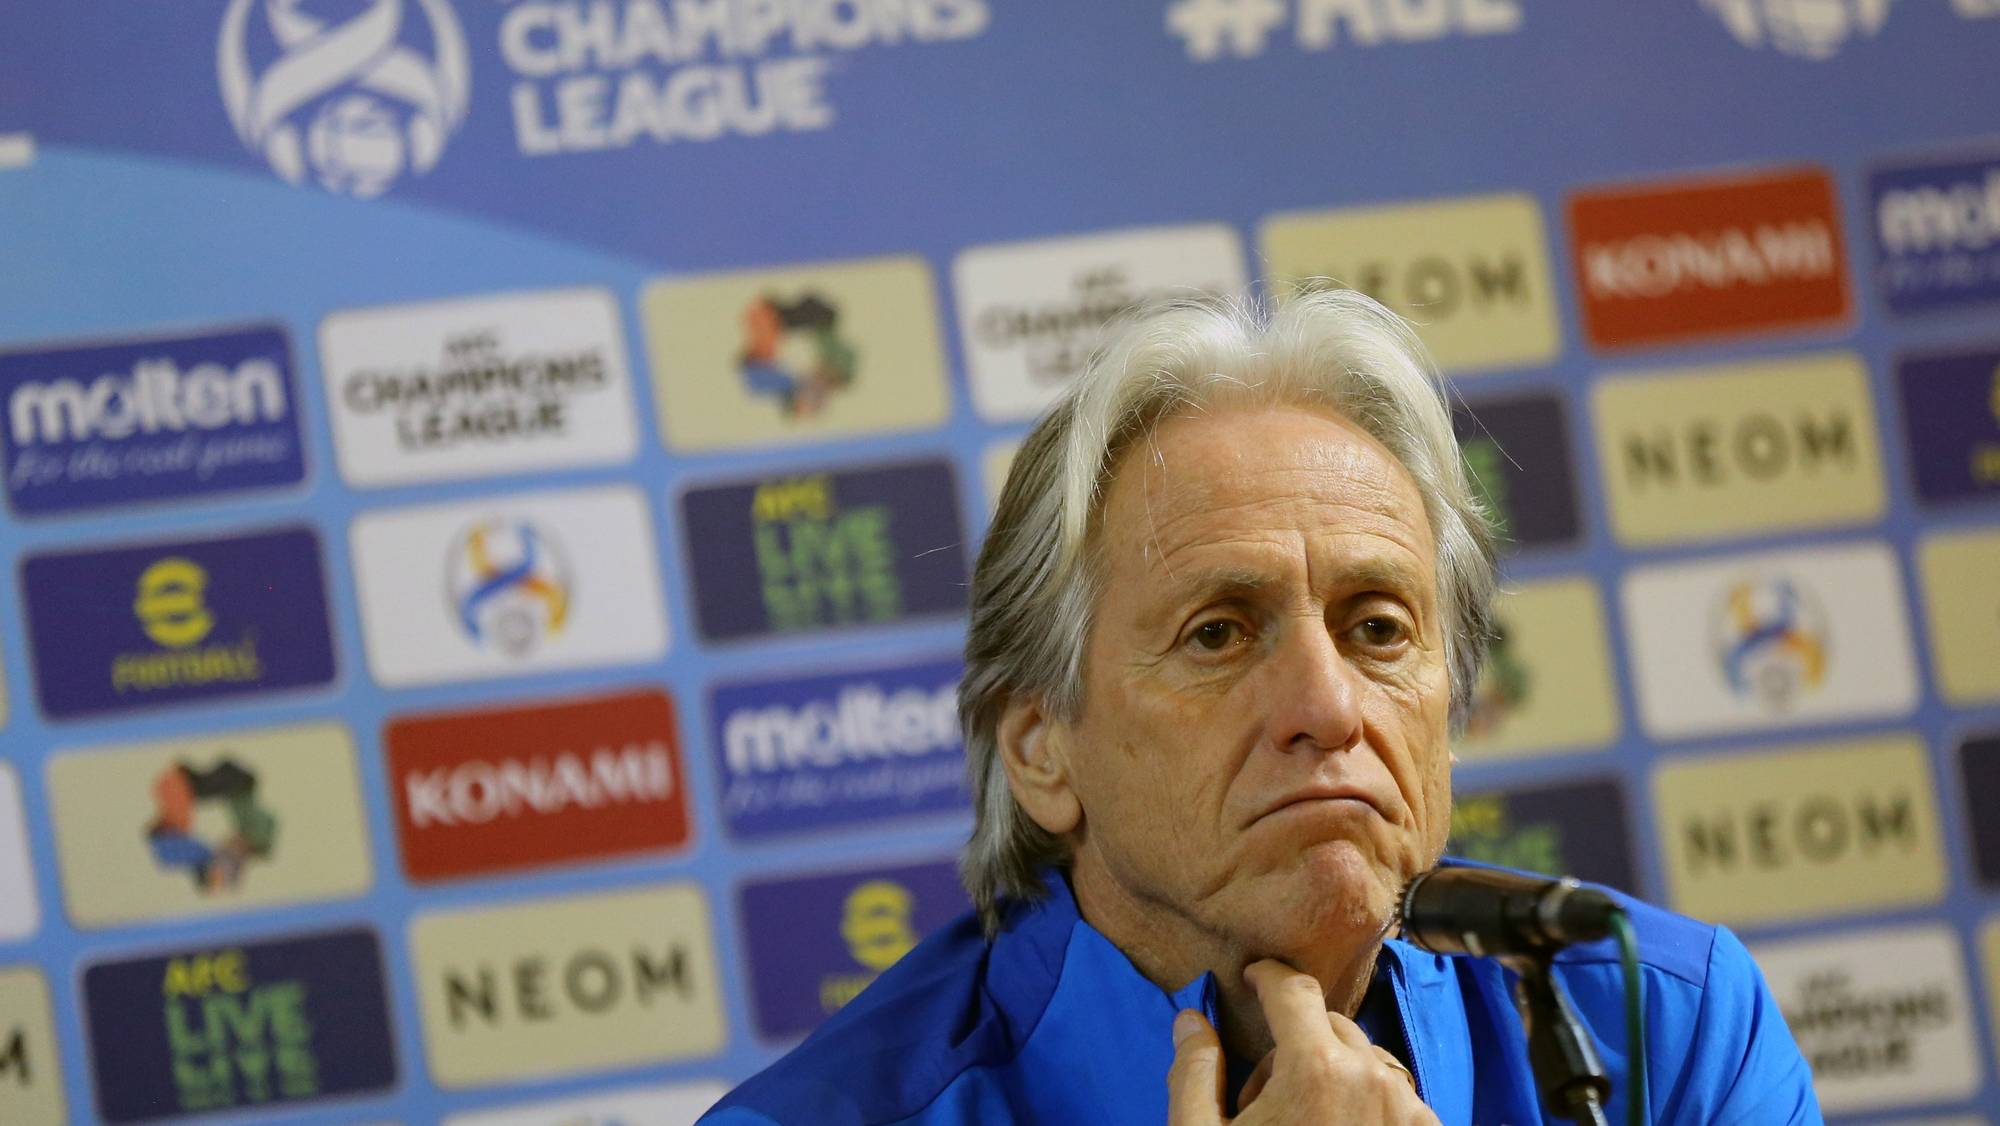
xmin=1398 ymin=866 xmax=1620 ymax=958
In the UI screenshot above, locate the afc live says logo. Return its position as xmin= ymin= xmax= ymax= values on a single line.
xmin=21 ymin=526 xmax=336 ymax=720
xmin=387 ymin=688 xmax=690 ymax=882
xmin=81 ymin=929 xmax=396 ymax=1123
xmin=46 ymin=723 xmax=371 ymax=929
xmin=0 ymin=324 xmax=304 ymax=516
xmin=738 ymin=859 xmax=970 ymax=1041
xmin=1568 ymin=166 xmax=1850 ymax=350
xmin=410 ymin=884 xmax=724 ymax=1088
xmin=681 ymin=459 xmax=969 ymax=642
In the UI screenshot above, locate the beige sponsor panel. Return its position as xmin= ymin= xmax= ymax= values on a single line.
xmin=0 ymin=966 xmax=65 ymax=1126
xmin=1593 ymin=352 xmax=1886 ymax=546
xmin=1654 ymin=735 xmax=1946 ymax=927
xmin=48 ymin=722 xmax=371 ymax=929
xmin=411 ymin=883 xmax=725 ymax=1088
xmin=642 ymin=256 xmax=950 ymax=451
xmin=1260 ymin=192 xmax=1561 ymax=374
xmin=1454 ymin=577 xmax=1620 ymax=761
xmin=1919 ymin=529 xmax=2000 ymax=704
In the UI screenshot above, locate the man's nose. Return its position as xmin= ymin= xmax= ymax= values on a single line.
xmin=1268 ymin=617 xmax=1366 ymax=754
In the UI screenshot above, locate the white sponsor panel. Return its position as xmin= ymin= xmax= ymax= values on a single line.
xmin=1621 ymin=540 xmax=1917 ymax=741
xmin=1753 ymin=925 xmax=1980 ymax=1115
xmin=321 ymin=288 xmax=639 ymax=487
xmin=0 ymin=764 xmax=38 ymax=940
xmin=953 ymin=226 xmax=1246 ymax=421
xmin=443 ymin=1080 xmax=728 ymax=1126
xmin=351 ymin=484 xmax=669 ymax=688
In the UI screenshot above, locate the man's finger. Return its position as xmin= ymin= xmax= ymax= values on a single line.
xmin=1324 ymin=1008 xmax=1377 ymax=1055
xmin=1243 ymin=959 xmax=1340 ymax=1051
xmin=1370 ymin=1044 xmax=1418 ymax=1091
xmin=1238 ymin=1049 xmax=1275 ymax=1109
xmin=1166 ymin=1009 xmax=1225 ymax=1126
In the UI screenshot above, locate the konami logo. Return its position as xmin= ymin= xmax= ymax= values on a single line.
xmin=1568 ymin=166 xmax=1850 ymax=350
xmin=386 ymin=688 xmax=689 ymax=883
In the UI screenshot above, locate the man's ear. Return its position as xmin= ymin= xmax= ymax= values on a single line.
xmin=995 ymin=694 xmax=1082 ymax=836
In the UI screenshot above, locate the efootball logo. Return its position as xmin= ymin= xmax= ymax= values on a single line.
xmin=218 ymin=0 xmax=471 ymax=197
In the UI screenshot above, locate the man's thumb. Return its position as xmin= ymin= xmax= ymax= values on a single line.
xmin=1166 ymin=1010 xmax=1225 ymax=1126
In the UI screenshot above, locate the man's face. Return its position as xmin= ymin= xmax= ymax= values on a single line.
xmin=1054 ymin=403 xmax=1453 ymax=964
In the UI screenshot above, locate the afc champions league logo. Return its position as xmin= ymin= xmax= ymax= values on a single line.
xmin=218 ymin=0 xmax=471 ymax=198
xmin=445 ymin=517 xmax=571 ymax=658
xmin=1700 ymin=0 xmax=1891 ymax=59
xmin=1709 ymin=574 xmax=1829 ymax=710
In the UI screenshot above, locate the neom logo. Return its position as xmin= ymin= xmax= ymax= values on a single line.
xmin=444 ymin=944 xmax=693 ymax=1030
xmin=1681 ymin=790 xmax=1917 ymax=874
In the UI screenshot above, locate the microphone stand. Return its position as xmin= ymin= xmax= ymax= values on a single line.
xmin=1501 ymin=952 xmax=1613 ymax=1126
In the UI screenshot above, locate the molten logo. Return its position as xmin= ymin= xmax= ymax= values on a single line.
xmin=218 ymin=0 xmax=471 ymax=197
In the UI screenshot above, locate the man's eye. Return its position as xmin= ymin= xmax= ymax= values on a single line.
xmin=1188 ymin=620 xmax=1247 ymax=651
xmin=1354 ymin=616 xmax=1408 ymax=647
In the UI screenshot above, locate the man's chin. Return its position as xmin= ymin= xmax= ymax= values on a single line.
xmin=1256 ymin=843 xmax=1400 ymax=945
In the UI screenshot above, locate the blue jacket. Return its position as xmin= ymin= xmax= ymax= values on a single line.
xmin=704 ymin=865 xmax=1820 ymax=1124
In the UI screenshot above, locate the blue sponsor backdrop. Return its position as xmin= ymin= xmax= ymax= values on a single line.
xmin=0 ymin=2 xmax=1999 ymax=1124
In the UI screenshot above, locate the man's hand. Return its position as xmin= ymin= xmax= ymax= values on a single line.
xmin=1167 ymin=959 xmax=1441 ymax=1125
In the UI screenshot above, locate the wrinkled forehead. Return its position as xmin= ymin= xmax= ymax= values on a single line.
xmin=1095 ymin=403 xmax=1437 ymax=566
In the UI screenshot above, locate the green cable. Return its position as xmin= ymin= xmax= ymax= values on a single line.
xmin=1608 ymin=910 xmax=1647 ymax=1126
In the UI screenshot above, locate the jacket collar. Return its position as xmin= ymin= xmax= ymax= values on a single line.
xmin=992 ymin=869 xmax=1477 ymax=1122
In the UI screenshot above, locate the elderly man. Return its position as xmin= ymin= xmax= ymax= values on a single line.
xmin=703 ymin=292 xmax=1820 ymax=1124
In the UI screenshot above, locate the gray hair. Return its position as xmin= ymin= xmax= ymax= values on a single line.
xmin=958 ymin=288 xmax=1500 ymax=932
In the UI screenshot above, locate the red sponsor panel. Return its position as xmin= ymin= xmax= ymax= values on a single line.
xmin=386 ymin=687 xmax=690 ymax=882
xmin=1567 ymin=167 xmax=1850 ymax=350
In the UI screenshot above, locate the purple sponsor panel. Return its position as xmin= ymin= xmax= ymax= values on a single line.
xmin=1896 ymin=344 xmax=2000 ymax=506
xmin=82 ymin=927 xmax=397 ymax=1123
xmin=1871 ymin=152 xmax=2000 ymax=316
xmin=709 ymin=657 xmax=968 ymax=840
xmin=21 ymin=525 xmax=336 ymax=720
xmin=679 ymin=458 xmax=969 ymax=642
xmin=0 ymin=324 xmax=304 ymax=515
xmin=738 ymin=859 xmax=971 ymax=1042
xmin=1451 ymin=392 xmax=1582 ymax=551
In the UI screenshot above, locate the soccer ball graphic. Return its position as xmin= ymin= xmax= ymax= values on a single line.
xmin=1702 ymin=0 xmax=1893 ymax=58
xmin=446 ymin=519 xmax=571 ymax=658
xmin=307 ymin=94 xmax=406 ymax=199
